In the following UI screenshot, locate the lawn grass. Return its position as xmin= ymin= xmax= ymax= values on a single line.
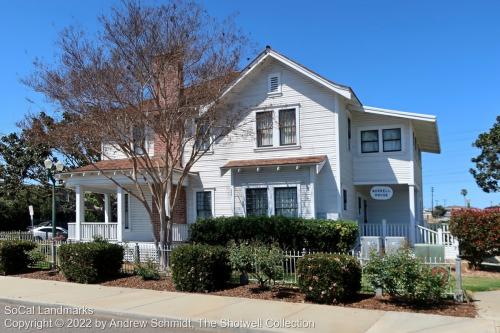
xmin=461 ymin=276 xmax=500 ymax=292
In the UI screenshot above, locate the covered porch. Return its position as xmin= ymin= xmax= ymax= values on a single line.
xmin=59 ymin=159 xmax=191 ymax=243
xmin=355 ymin=184 xmax=422 ymax=244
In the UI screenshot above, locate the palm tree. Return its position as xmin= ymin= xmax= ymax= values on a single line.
xmin=460 ymin=189 xmax=468 ymax=207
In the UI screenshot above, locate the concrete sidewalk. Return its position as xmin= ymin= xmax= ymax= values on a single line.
xmin=474 ymin=290 xmax=500 ymax=322
xmin=0 ymin=276 xmax=496 ymax=333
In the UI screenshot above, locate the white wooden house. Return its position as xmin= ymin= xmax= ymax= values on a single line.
xmin=59 ymin=47 xmax=452 ymax=254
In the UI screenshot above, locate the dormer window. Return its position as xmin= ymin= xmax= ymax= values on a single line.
xmin=268 ymin=73 xmax=281 ymax=95
xmin=132 ymin=126 xmax=146 ymax=155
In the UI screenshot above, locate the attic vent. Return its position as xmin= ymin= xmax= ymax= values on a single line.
xmin=268 ymin=73 xmax=281 ymax=94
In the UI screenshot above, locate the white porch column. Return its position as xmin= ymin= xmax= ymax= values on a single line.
xmin=116 ymin=187 xmax=124 ymax=242
xmin=408 ymin=185 xmax=416 ymax=245
xmin=75 ymin=185 xmax=84 ymax=241
xmin=104 ymin=194 xmax=111 ymax=223
xmin=309 ymin=167 xmax=316 ymax=218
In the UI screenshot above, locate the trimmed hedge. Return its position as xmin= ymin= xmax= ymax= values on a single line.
xmin=189 ymin=216 xmax=358 ymax=252
xmin=170 ymin=244 xmax=231 ymax=292
xmin=58 ymin=241 xmax=124 ymax=283
xmin=0 ymin=240 xmax=37 ymax=275
xmin=297 ymin=253 xmax=361 ymax=304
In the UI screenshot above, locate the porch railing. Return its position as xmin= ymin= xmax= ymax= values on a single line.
xmin=67 ymin=222 xmax=190 ymax=242
xmin=67 ymin=222 xmax=118 ymax=241
xmin=359 ymin=222 xmax=409 ymax=238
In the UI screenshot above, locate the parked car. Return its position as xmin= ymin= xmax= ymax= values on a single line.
xmin=30 ymin=226 xmax=68 ymax=240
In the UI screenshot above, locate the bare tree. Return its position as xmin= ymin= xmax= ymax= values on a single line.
xmin=24 ymin=0 xmax=249 ymax=266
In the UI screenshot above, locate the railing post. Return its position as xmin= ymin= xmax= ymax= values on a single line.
xmin=382 ymin=219 xmax=387 ymax=239
xmin=455 ymin=257 xmax=464 ymax=302
xmin=134 ymin=243 xmax=140 ymax=265
xmin=437 ymin=227 xmax=443 ymax=245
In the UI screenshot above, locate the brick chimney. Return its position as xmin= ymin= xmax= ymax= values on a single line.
xmin=152 ymin=56 xmax=183 ymax=157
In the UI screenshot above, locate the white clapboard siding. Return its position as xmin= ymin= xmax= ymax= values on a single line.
xmin=185 ymin=58 xmax=341 ymax=223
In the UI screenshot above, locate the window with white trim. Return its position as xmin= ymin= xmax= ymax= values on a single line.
xmin=132 ymin=126 xmax=146 ymax=155
xmin=382 ymin=128 xmax=402 ymax=152
xmin=361 ymin=130 xmax=379 ymax=153
xmin=255 ymin=107 xmax=299 ymax=148
xmin=256 ymin=111 xmax=273 ymax=147
xmin=194 ymin=122 xmax=211 ymax=152
xmin=124 ymin=193 xmax=130 ymax=229
xmin=246 ymin=188 xmax=268 ymax=216
xmin=274 ymin=187 xmax=298 ymax=217
xmin=268 ymin=73 xmax=281 ymax=94
xmin=196 ymin=191 xmax=212 ymax=219
xmin=279 ymin=109 xmax=296 ymax=145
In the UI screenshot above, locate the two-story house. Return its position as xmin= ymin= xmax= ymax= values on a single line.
xmin=60 ymin=47 xmax=441 ymax=248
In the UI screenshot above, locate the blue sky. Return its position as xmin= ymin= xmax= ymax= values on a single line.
xmin=0 ymin=0 xmax=499 ymax=208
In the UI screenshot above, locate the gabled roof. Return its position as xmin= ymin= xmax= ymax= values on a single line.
xmin=220 ymin=46 xmax=362 ymax=105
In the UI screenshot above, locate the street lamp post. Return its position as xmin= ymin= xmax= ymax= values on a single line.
xmin=44 ymin=159 xmax=64 ymax=238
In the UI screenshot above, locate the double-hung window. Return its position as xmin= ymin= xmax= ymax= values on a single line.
xmin=382 ymin=128 xmax=402 ymax=152
xmin=348 ymin=117 xmax=352 ymax=151
xmin=361 ymin=130 xmax=379 ymax=153
xmin=195 ymin=122 xmax=211 ymax=152
xmin=256 ymin=111 xmax=273 ymax=147
xmin=279 ymin=109 xmax=296 ymax=145
xmin=274 ymin=187 xmax=298 ymax=217
xmin=132 ymin=126 xmax=145 ymax=155
xmin=196 ymin=191 xmax=212 ymax=219
xmin=245 ymin=188 xmax=268 ymax=216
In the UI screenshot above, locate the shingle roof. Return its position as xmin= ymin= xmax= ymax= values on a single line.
xmin=69 ymin=158 xmax=181 ymax=173
xmin=222 ymin=155 xmax=327 ymax=169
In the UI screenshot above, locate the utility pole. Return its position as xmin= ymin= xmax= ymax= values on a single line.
xmin=431 ymin=187 xmax=434 ymax=213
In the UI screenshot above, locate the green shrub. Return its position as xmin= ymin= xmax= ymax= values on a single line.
xmin=0 ymin=240 xmax=36 ymax=274
xmin=58 ymin=241 xmax=124 ymax=283
xmin=297 ymin=253 xmax=361 ymax=304
xmin=170 ymin=244 xmax=231 ymax=292
xmin=134 ymin=259 xmax=160 ymax=280
xmin=449 ymin=209 xmax=500 ymax=269
xmin=364 ymin=249 xmax=447 ymax=303
xmin=228 ymin=241 xmax=253 ymax=284
xmin=28 ymin=248 xmax=48 ymax=269
xmin=250 ymin=244 xmax=284 ymax=288
xmin=190 ymin=216 xmax=358 ymax=252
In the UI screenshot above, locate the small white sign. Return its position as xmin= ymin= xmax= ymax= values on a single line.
xmin=370 ymin=186 xmax=393 ymax=200
xmin=28 ymin=205 xmax=34 ymax=216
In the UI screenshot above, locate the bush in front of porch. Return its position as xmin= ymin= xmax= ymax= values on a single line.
xmin=58 ymin=240 xmax=124 ymax=283
xmin=297 ymin=253 xmax=361 ymax=304
xmin=170 ymin=244 xmax=231 ymax=292
xmin=364 ymin=249 xmax=448 ymax=304
xmin=189 ymin=216 xmax=358 ymax=252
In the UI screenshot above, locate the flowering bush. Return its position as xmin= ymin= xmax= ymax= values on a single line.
xmin=449 ymin=208 xmax=500 ymax=268
xmin=297 ymin=253 xmax=361 ymax=304
xmin=364 ymin=249 xmax=448 ymax=303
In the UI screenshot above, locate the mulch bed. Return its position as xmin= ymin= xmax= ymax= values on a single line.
xmin=13 ymin=270 xmax=477 ymax=318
